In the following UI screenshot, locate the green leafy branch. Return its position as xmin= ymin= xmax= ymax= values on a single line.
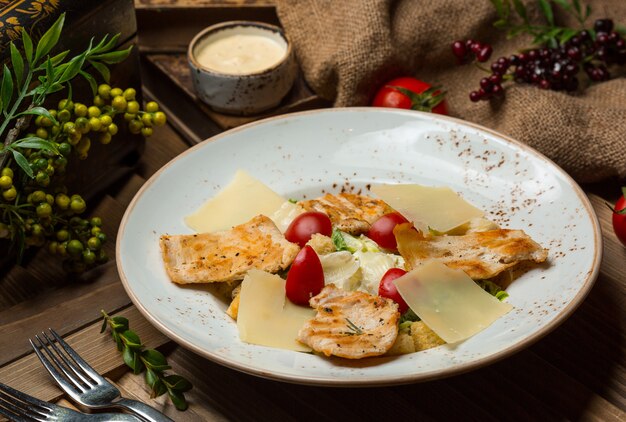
xmin=0 ymin=13 xmax=131 ymax=173
xmin=101 ymin=310 xmax=193 ymax=410
xmin=490 ymin=0 xmax=592 ymax=47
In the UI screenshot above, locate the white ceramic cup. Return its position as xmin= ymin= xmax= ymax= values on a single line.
xmin=188 ymin=21 xmax=298 ymax=115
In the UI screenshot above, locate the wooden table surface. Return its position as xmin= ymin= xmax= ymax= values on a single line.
xmin=1 ymin=2 xmax=625 ymax=421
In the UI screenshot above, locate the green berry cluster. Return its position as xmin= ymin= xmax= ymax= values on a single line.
xmin=0 ymin=84 xmax=166 ymax=273
xmin=30 ymin=84 xmax=166 ymax=162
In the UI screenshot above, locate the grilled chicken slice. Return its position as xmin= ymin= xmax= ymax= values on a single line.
xmin=299 ymin=193 xmax=392 ymax=235
xmin=395 ymin=224 xmax=548 ymax=280
xmin=297 ymin=284 xmax=400 ymax=359
xmin=160 ymin=215 xmax=300 ymax=284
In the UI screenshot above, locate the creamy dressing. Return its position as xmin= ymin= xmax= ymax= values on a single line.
xmin=195 ymin=33 xmax=287 ymax=75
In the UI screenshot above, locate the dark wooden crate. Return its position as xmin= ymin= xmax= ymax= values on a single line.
xmin=135 ymin=4 xmax=330 ymax=145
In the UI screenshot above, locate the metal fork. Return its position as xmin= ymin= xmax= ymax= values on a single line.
xmin=0 ymin=381 xmax=141 ymax=421
xmin=30 ymin=329 xmax=173 ymax=422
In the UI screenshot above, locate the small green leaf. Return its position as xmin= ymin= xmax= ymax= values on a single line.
xmin=506 ymin=25 xmax=528 ymax=39
xmin=89 ymin=46 xmax=133 ymax=65
xmin=58 ymin=53 xmax=87 ymax=84
xmin=49 ymin=50 xmax=70 ymax=66
xmin=168 ymin=390 xmax=188 ymax=411
xmin=493 ymin=19 xmax=509 ymax=29
xmin=331 ymin=228 xmax=348 ymax=251
xmin=45 ymin=57 xmax=54 ymax=85
xmin=12 ymin=150 xmax=32 ymax=178
xmin=164 ymin=375 xmax=193 ymax=392
xmin=114 ymin=335 xmax=123 ymax=351
xmin=538 ymin=0 xmax=554 ymax=26
xmin=558 ymin=28 xmax=579 ymax=45
xmin=100 ymin=317 xmax=108 ymax=334
xmin=16 ymin=106 xmax=58 ymax=124
xmin=552 ymin=0 xmax=571 ymax=11
xmin=21 ymin=28 xmax=33 ymax=64
xmin=1 ymin=65 xmax=14 ymax=112
xmin=122 ymin=330 xmax=142 ymax=349
xmin=123 ymin=347 xmax=145 ymax=374
xmin=123 ymin=346 xmax=137 ymax=371
xmin=10 ymin=43 xmax=24 ymax=86
xmin=152 ymin=379 xmax=167 ymax=398
xmin=88 ymin=60 xmax=110 ymax=83
xmin=496 ymin=290 xmax=509 ymax=301
xmin=112 ymin=316 xmax=129 ymax=324
xmin=142 ymin=349 xmax=171 ymax=371
xmin=490 ymin=0 xmax=505 ymax=18
xmin=511 ymin=0 xmax=528 ymax=23
xmin=80 ymin=70 xmax=98 ymax=95
xmin=34 ymin=13 xmax=66 ymax=64
xmin=101 ymin=33 xmax=121 ymax=52
xmin=572 ymin=0 xmax=582 ymax=14
xmin=145 ymin=368 xmax=159 ymax=389
xmin=92 ymin=33 xmax=120 ymax=54
xmin=13 ymin=137 xmax=59 ymax=153
xmin=111 ymin=316 xmax=129 ymax=329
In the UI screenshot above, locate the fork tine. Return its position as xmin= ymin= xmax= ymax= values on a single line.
xmin=30 ymin=337 xmax=84 ymax=395
xmin=41 ymin=330 xmax=96 ymax=387
xmin=0 ymin=382 xmax=49 ymax=422
xmin=0 ymin=382 xmax=52 ymax=412
xmin=48 ymin=328 xmax=105 ymax=382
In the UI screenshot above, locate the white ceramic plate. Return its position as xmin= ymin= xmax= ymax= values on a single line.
xmin=117 ymin=108 xmax=601 ymax=386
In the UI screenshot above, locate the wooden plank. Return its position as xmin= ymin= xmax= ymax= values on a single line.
xmin=0 ymin=262 xmax=132 ymax=366
xmin=139 ymin=74 xmax=221 ymax=146
xmin=0 ymin=306 xmax=170 ymax=403
xmin=110 ymin=173 xmax=148 ymax=208
xmin=133 ymin=116 xmax=196 ymax=177
xmin=135 ymin=0 xmax=276 ymax=7
xmin=136 ymin=6 xmax=280 ymax=52
xmin=0 ymin=263 xmax=48 ymax=309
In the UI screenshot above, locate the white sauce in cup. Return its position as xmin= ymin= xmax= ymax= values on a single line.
xmin=194 ymin=29 xmax=287 ymax=75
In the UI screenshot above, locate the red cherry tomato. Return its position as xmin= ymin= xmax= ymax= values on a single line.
xmin=366 ymin=212 xmax=409 ymax=250
xmin=285 ymin=245 xmax=325 ymax=306
xmin=379 ymin=268 xmax=409 ymax=314
xmin=612 ymin=192 xmax=626 ymax=246
xmin=285 ymin=211 xmax=332 ymax=247
xmin=371 ymin=77 xmax=449 ymax=115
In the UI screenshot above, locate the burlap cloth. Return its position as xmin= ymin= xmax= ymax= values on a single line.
xmin=276 ymin=0 xmax=626 ymax=183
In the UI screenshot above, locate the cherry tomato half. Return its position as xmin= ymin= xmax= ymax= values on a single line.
xmin=612 ymin=192 xmax=626 ymax=246
xmin=286 ymin=245 xmax=325 ymax=306
xmin=366 ymin=212 xmax=409 ymax=250
xmin=371 ymin=77 xmax=448 ymax=115
xmin=285 ymin=211 xmax=332 ymax=247
xmin=378 ymin=268 xmax=409 ymax=314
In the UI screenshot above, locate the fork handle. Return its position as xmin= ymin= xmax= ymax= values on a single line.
xmin=112 ymin=398 xmax=174 ymax=422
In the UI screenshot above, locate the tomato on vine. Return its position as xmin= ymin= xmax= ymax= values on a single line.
xmin=371 ymin=77 xmax=448 ymax=115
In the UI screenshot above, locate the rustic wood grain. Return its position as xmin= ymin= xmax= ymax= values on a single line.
xmin=0 ymin=306 xmax=170 ymax=402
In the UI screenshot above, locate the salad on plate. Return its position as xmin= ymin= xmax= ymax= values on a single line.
xmin=158 ymin=170 xmax=548 ymax=360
